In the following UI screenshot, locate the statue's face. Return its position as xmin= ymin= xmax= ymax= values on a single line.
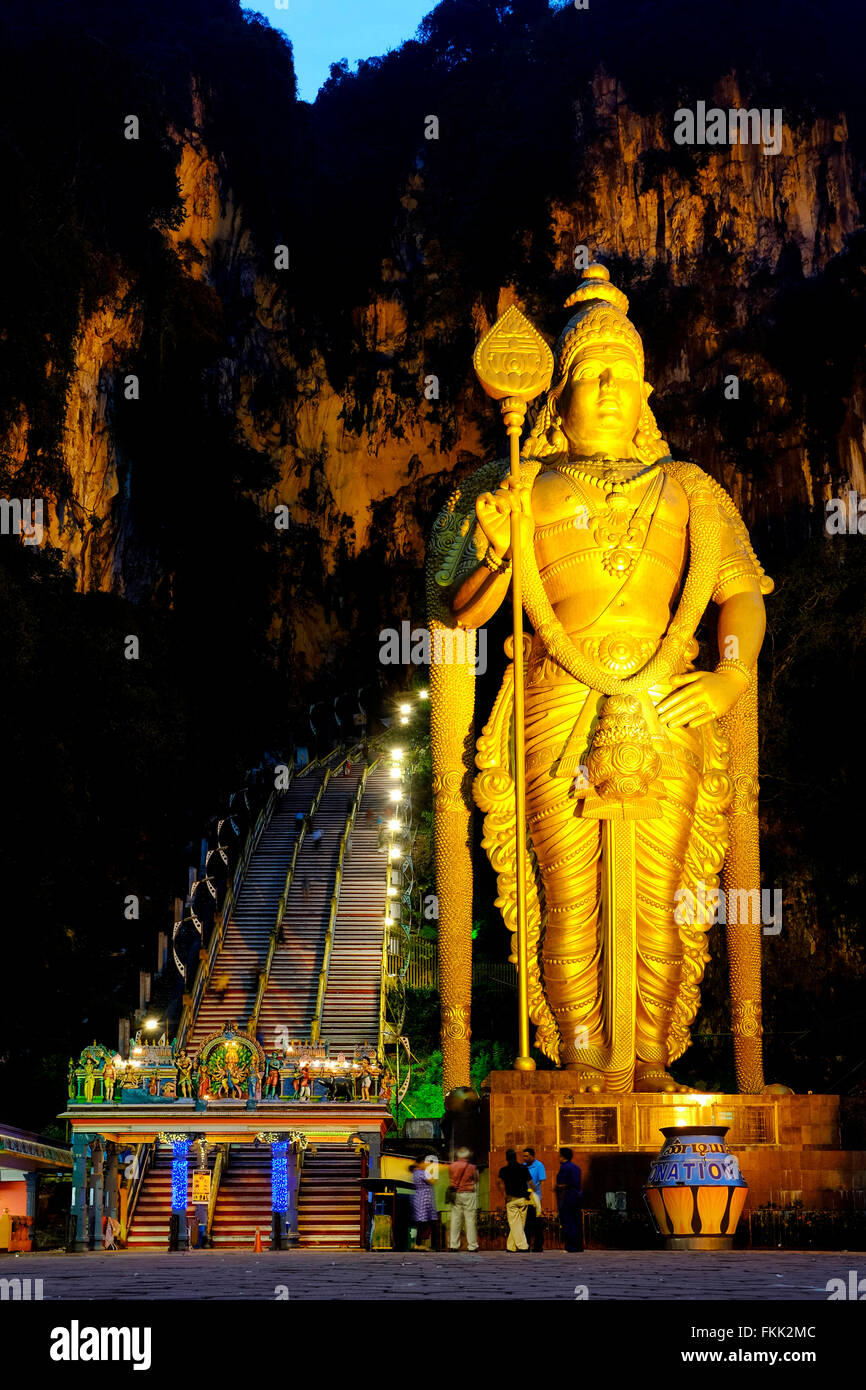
xmin=558 ymin=341 xmax=645 ymax=456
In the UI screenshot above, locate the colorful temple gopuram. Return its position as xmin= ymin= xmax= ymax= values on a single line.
xmin=59 ymin=751 xmax=401 ymax=1251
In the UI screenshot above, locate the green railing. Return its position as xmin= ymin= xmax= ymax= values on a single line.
xmin=310 ymin=760 xmax=376 ymax=1044
xmin=247 ymin=765 xmax=333 ymax=1038
xmin=176 ymin=786 xmax=279 ymax=1052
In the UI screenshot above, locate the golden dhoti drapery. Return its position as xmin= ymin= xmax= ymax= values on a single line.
xmin=505 ymin=638 xmax=732 ymax=1083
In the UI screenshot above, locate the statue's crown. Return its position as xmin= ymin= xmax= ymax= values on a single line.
xmin=564 ymin=262 xmax=630 ymax=316
xmin=555 ymin=262 xmax=643 ymax=375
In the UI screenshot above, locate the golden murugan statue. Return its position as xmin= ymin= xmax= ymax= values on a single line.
xmin=427 ymin=265 xmax=773 ymax=1095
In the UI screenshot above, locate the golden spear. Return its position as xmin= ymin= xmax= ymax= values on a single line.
xmin=473 ymin=306 xmax=553 ymax=1071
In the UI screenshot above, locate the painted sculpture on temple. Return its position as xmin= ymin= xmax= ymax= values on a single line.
xmin=82 ymin=1058 xmax=96 ymax=1102
xmin=72 ymin=1042 xmax=116 ymax=1102
xmin=264 ymin=1051 xmax=283 ymax=1099
xmin=196 ymin=1025 xmax=266 ymax=1102
xmin=102 ymin=1058 xmax=117 ymax=1102
xmin=427 ymin=264 xmax=773 ymax=1096
xmin=175 ymin=1049 xmax=193 ymax=1099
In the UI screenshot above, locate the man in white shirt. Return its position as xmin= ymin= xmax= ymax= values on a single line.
xmin=522 ymin=1146 xmax=547 ymax=1252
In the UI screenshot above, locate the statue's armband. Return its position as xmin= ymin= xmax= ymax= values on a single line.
xmin=711 ymin=510 xmax=763 ymax=606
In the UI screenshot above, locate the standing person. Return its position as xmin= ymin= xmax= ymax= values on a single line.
xmin=311 ymin=828 xmax=324 ymax=852
xmin=497 ymin=1148 xmax=531 ymax=1252
xmin=555 ymin=1147 xmax=584 ymax=1253
xmin=409 ymin=1159 xmax=437 ymax=1250
xmin=448 ymin=1148 xmax=479 ymax=1252
xmin=522 ymin=1146 xmax=547 ymax=1252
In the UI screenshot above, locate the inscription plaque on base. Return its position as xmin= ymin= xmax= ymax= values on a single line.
xmin=558 ymin=1105 xmax=619 ymax=1148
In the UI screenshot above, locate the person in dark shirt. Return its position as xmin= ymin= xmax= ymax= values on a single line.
xmin=497 ymin=1148 xmax=531 ymax=1252
xmin=522 ymin=1146 xmax=547 ymax=1252
xmin=555 ymin=1146 xmax=584 ymax=1252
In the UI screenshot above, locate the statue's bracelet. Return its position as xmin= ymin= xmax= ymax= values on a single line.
xmin=715 ymin=657 xmax=751 ymax=684
xmin=482 ymin=545 xmax=511 ymax=575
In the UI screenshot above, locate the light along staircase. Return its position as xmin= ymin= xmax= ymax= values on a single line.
xmin=258 ymin=770 xmax=363 ymax=1050
xmin=126 ymin=1144 xmax=215 ymax=1251
xmin=297 ymin=1143 xmax=364 ymax=1248
xmin=319 ymin=765 xmax=391 ymax=1054
xmin=188 ymin=774 xmax=325 ymax=1051
xmin=210 ymin=1144 xmax=273 ymax=1249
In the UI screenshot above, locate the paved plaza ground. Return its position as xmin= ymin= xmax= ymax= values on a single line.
xmin=3 ymin=1248 xmax=863 ymax=1300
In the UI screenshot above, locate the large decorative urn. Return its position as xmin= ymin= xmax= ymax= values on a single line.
xmin=644 ymin=1125 xmax=747 ymax=1250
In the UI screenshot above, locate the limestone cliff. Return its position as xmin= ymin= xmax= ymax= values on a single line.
xmin=4 ymin=1 xmax=866 ymax=686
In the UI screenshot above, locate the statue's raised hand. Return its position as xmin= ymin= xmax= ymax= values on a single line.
xmin=656 ymin=669 xmax=749 ymax=729
xmin=476 ymin=480 xmax=533 ymax=561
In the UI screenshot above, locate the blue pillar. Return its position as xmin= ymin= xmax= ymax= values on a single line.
xmin=170 ymin=1139 xmax=191 ymax=1251
xmin=271 ymin=1141 xmax=288 ymax=1249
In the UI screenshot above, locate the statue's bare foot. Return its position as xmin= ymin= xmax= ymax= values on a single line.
xmin=633 ymin=1064 xmax=690 ymax=1094
xmin=565 ymin=1064 xmax=606 ymax=1092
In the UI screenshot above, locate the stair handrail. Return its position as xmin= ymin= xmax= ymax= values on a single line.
xmin=206 ymin=1144 xmax=229 ymax=1243
xmin=377 ymin=883 xmax=391 ymax=1061
xmin=177 ymin=784 xmax=281 ymax=1051
xmin=123 ymin=1140 xmax=154 ymax=1241
xmin=248 ymin=767 xmax=333 ymax=1037
xmin=311 ymin=761 xmax=377 ymax=1044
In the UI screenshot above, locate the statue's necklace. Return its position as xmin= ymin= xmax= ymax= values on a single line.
xmin=554 ymin=458 xmax=662 ymax=498
xmin=554 ymin=462 xmax=665 ymax=579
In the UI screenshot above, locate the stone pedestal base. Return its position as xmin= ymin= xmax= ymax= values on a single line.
xmin=484 ymin=1073 xmax=866 ymax=1213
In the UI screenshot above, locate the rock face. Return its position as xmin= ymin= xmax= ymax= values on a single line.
xmin=51 ymin=292 xmax=141 ymax=592
xmin=4 ymin=10 xmax=866 ymax=684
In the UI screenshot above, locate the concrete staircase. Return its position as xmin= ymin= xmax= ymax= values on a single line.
xmin=210 ymin=1145 xmax=273 ymax=1249
xmin=188 ymin=775 xmax=324 ymax=1051
xmin=297 ymin=1143 xmax=364 ymax=1248
xmin=319 ymin=765 xmax=391 ymax=1054
xmin=258 ymin=771 xmax=362 ymax=1051
xmin=126 ymin=1144 xmax=214 ymax=1251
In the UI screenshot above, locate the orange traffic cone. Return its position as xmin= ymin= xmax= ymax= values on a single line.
xmin=254 ymin=1228 xmax=263 ymax=1252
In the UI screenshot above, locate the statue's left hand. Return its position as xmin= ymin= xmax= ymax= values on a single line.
xmin=656 ymin=670 xmax=748 ymax=728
